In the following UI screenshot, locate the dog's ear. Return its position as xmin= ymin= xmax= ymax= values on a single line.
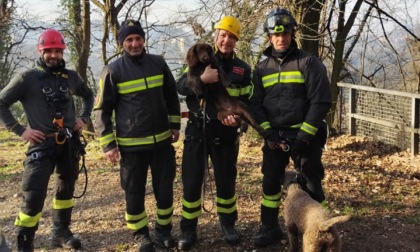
xmin=207 ymin=44 xmax=218 ymax=66
xmin=206 ymin=44 xmax=216 ymax=62
xmin=207 ymin=44 xmax=214 ymax=57
xmin=186 ymin=45 xmax=198 ymax=67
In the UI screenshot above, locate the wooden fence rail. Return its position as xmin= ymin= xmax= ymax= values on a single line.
xmin=337 ymin=82 xmax=420 ymax=155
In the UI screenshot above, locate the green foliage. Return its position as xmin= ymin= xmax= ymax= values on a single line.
xmin=0 ymin=166 xmax=19 ymax=181
xmin=57 ymin=0 xmax=80 ymax=66
xmin=114 ymin=243 xmax=130 ymax=252
xmin=342 ymin=206 xmax=356 ymax=215
xmin=405 ymin=214 xmax=420 ymax=224
xmin=0 ymin=129 xmax=24 ymax=179
xmin=0 ymin=129 xmax=10 ymax=140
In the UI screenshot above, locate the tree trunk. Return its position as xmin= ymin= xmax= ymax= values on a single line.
xmin=327 ymin=0 xmax=364 ymax=130
xmin=67 ymin=0 xmax=94 ymax=136
xmin=299 ymin=0 xmax=325 ymax=57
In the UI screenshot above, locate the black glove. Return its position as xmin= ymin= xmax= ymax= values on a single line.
xmin=263 ymin=129 xmax=283 ymax=150
xmin=291 ymin=138 xmax=309 ymax=169
xmin=291 ymin=138 xmax=309 ymax=155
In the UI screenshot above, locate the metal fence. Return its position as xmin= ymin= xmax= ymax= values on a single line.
xmin=335 ymin=82 xmax=420 ymax=155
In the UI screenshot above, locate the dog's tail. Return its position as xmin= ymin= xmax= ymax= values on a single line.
xmin=319 ymin=215 xmax=351 ymax=232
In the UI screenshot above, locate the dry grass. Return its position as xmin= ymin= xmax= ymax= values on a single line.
xmin=1 ymin=128 xmax=419 ymax=251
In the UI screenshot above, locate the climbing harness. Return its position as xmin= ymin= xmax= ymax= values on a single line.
xmin=39 ymin=70 xmax=72 ymax=144
xmin=39 ymin=70 xmax=89 ymax=198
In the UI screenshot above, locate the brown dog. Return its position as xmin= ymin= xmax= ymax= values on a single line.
xmin=186 ymin=42 xmax=264 ymax=136
xmin=283 ymin=171 xmax=350 ymax=252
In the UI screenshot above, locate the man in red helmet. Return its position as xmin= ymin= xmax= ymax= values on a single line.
xmin=249 ymin=7 xmax=332 ymax=247
xmin=0 ymin=28 xmax=94 ymax=251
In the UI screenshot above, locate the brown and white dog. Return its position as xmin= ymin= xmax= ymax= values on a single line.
xmin=185 ymin=42 xmax=264 ymax=136
xmin=282 ymin=171 xmax=350 ymax=252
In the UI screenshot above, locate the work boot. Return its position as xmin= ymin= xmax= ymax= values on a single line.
xmin=51 ymin=208 xmax=81 ymax=249
xmin=177 ymin=228 xmax=197 ymax=251
xmin=220 ymin=224 xmax=240 ymax=245
xmin=254 ymin=225 xmax=283 ymax=247
xmin=51 ymin=226 xmax=81 ymax=249
xmin=17 ymin=234 xmax=34 ymax=252
xmin=134 ymin=229 xmax=154 ymax=252
xmin=154 ymin=226 xmax=174 ymax=248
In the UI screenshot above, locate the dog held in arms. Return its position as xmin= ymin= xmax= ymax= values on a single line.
xmin=282 ymin=170 xmax=350 ymax=252
xmin=185 ymin=42 xmax=264 ymax=136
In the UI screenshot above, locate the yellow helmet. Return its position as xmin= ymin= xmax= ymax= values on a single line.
xmin=214 ymin=16 xmax=241 ymax=40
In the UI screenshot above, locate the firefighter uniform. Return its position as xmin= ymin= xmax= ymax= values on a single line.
xmin=177 ymin=52 xmax=251 ymax=234
xmin=94 ymin=50 xmax=181 ymax=241
xmin=0 ymin=58 xmax=94 ymax=250
xmin=249 ymin=38 xmax=332 ymax=245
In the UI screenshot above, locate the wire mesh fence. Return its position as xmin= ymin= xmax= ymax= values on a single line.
xmin=334 ymin=83 xmax=420 ymax=154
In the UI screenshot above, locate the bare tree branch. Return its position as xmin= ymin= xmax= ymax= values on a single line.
xmin=363 ymin=0 xmax=420 ymax=41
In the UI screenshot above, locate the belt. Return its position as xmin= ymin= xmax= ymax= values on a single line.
xmin=45 ymin=133 xmax=58 ymax=137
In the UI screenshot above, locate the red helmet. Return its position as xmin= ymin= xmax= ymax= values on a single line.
xmin=37 ymin=29 xmax=66 ymax=51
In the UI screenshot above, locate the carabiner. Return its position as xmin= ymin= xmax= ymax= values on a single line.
xmin=281 ymin=143 xmax=290 ymax=152
xmin=55 ymin=133 xmax=66 ymax=144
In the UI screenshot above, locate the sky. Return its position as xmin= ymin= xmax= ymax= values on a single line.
xmin=14 ymin=0 xmax=196 ymax=22
xmin=15 ymin=0 xmax=67 ymax=21
xmin=12 ymin=0 xmax=419 ymax=74
xmin=13 ymin=0 xmax=199 ymax=74
xmin=13 ymin=0 xmax=198 ymax=49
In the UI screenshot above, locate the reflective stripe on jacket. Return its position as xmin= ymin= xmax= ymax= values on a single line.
xmin=249 ymin=45 xmax=331 ymax=142
xmin=94 ymin=52 xmax=180 ymax=152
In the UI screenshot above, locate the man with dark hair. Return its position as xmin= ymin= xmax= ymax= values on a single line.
xmin=0 ymin=28 xmax=94 ymax=252
xmin=94 ymin=19 xmax=181 ymax=252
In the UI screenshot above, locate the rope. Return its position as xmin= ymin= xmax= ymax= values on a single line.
xmin=200 ymin=89 xmax=215 ymax=213
xmin=73 ymin=134 xmax=88 ymax=199
xmin=73 ymin=155 xmax=88 ymax=198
